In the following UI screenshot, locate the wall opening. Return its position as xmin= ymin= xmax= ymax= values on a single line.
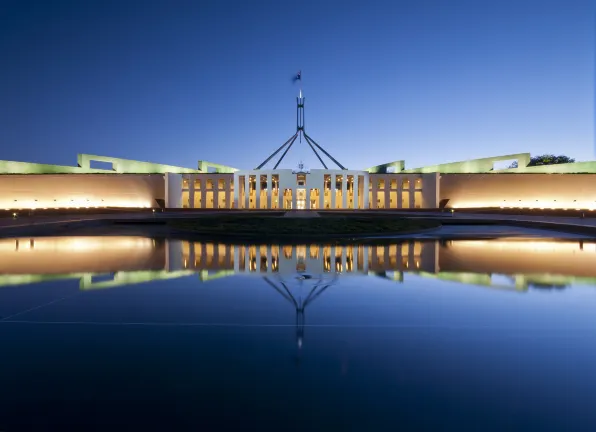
xmin=493 ymin=159 xmax=519 ymax=170
xmin=90 ymin=160 xmax=114 ymax=170
xmin=91 ymin=273 xmax=116 ymax=283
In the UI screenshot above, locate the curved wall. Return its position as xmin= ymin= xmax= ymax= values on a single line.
xmin=441 ymin=174 xmax=596 ymax=209
xmin=0 ymin=174 xmax=164 ymax=209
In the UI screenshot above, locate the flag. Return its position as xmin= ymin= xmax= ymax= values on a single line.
xmin=293 ymin=70 xmax=301 ymax=82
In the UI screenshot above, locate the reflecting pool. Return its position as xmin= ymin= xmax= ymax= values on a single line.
xmin=1 ymin=236 xmax=596 ymax=430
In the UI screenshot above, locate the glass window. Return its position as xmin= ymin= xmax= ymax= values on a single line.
xmin=218 ymin=179 xmax=225 ymax=189
xmin=182 ymin=178 xmax=189 ymax=189
xmin=402 ymin=178 xmax=410 ymax=190
xmin=194 ymin=179 xmax=201 ymax=189
xmin=415 ymin=178 xmax=422 ymax=189
xmin=377 ymin=179 xmax=385 ymax=189
xmin=206 ymin=179 xmax=214 ymax=190
xmin=390 ymin=179 xmax=397 ymax=189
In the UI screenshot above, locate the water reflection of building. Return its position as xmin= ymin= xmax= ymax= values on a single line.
xmin=1 ymin=237 xmax=596 ymax=291
xmin=263 ymin=273 xmax=337 ymax=350
xmin=179 ymin=241 xmax=438 ymax=275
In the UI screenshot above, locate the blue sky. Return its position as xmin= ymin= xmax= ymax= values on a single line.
xmin=0 ymin=0 xmax=594 ymax=170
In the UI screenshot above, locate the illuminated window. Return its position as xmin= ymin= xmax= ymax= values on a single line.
xmin=377 ymin=179 xmax=385 ymax=189
xmin=194 ymin=179 xmax=201 ymax=189
xmin=335 ymin=175 xmax=343 ymax=190
xmin=218 ymin=179 xmax=225 ymax=189
xmin=182 ymin=178 xmax=189 ymax=189
xmin=415 ymin=178 xmax=422 ymax=189
xmin=390 ymin=179 xmax=397 ymax=189
xmin=414 ymin=191 xmax=422 ymax=208
xmin=402 ymin=179 xmax=410 ymax=190
xmin=206 ymin=179 xmax=214 ymax=190
xmin=401 ymin=242 xmax=409 ymax=256
xmin=284 ymin=245 xmax=293 ymax=259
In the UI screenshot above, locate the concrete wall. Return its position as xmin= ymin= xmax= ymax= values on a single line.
xmin=402 ymin=153 xmax=531 ymax=174
xmin=165 ymin=173 xmax=183 ymax=208
xmin=0 ymin=174 xmax=164 ymax=209
xmin=78 ymin=154 xmax=201 ymax=174
xmin=441 ymin=174 xmax=596 ymax=209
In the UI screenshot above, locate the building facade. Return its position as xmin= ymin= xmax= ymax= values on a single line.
xmin=2 ymin=93 xmax=596 ymax=211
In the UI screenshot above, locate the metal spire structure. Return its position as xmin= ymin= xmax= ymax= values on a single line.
xmin=254 ymin=74 xmax=347 ymax=170
xmin=262 ymin=273 xmax=337 ymax=350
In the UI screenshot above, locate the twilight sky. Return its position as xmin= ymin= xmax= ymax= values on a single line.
xmin=0 ymin=0 xmax=594 ymax=171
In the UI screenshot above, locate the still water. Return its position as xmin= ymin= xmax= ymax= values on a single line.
xmin=1 ymin=236 xmax=596 ymax=430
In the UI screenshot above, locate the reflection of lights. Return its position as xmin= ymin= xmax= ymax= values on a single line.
xmin=453 ymin=240 xmax=594 ymax=253
xmin=0 ymin=237 xmax=154 ymax=253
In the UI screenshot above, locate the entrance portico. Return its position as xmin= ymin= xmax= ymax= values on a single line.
xmin=233 ymin=167 xmax=370 ymax=210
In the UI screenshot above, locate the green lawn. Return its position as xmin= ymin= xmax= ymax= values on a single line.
xmin=168 ymin=216 xmax=440 ymax=239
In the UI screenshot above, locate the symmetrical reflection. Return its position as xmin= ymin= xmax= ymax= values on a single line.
xmin=1 ymin=237 xmax=596 ymax=291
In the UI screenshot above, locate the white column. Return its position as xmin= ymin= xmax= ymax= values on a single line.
xmin=165 ymin=239 xmax=183 ymax=271
xmin=256 ymin=175 xmax=261 ymax=209
xmin=234 ymin=246 xmax=240 ymax=272
xmin=371 ymin=177 xmax=378 ymax=209
xmin=244 ymin=175 xmax=250 ymax=209
xmin=320 ymin=178 xmax=325 ymax=209
xmin=267 ymin=174 xmax=272 ymax=209
xmin=164 ymin=173 xmax=182 ymax=209
xmin=232 ymin=175 xmax=238 ymax=209
xmin=363 ymin=175 xmax=370 ymax=209
xmin=385 ymin=177 xmax=390 ymax=210
xmin=342 ymin=175 xmax=348 ymax=209
xmin=331 ymin=176 xmax=336 ymax=209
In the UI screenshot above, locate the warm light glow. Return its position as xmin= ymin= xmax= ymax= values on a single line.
xmin=451 ymin=200 xmax=596 ymax=210
xmin=0 ymin=236 xmax=154 ymax=253
xmin=452 ymin=240 xmax=595 ymax=253
xmin=1 ymin=198 xmax=154 ymax=210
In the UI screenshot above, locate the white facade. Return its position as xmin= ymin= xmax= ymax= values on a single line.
xmin=179 ymin=169 xmax=439 ymax=210
xmin=233 ymin=168 xmax=369 ymax=210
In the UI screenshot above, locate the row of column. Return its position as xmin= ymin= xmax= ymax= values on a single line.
xmin=234 ymin=173 xmax=371 ymax=210
xmin=169 ymin=241 xmax=438 ymax=273
xmin=186 ymin=178 xmax=233 ymax=209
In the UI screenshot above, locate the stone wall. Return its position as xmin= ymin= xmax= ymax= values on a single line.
xmin=441 ymin=174 xmax=596 ymax=209
xmin=0 ymin=174 xmax=164 ymax=209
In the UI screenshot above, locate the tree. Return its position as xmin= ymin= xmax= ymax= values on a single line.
xmin=508 ymin=154 xmax=575 ymax=169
